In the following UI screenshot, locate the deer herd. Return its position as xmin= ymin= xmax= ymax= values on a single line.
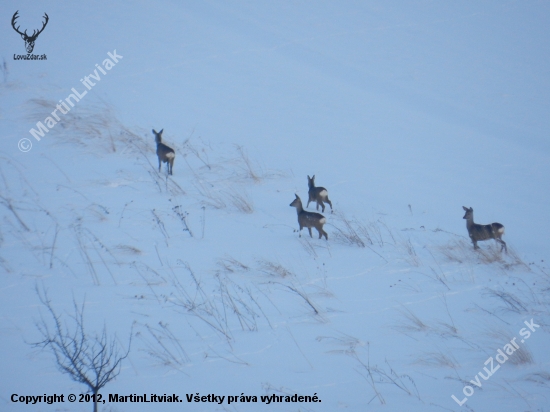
xmin=152 ymin=129 xmax=507 ymax=253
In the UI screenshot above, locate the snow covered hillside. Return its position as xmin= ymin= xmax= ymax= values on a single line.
xmin=1 ymin=1 xmax=549 ymax=411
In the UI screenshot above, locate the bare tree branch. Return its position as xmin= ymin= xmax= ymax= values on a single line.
xmin=32 ymin=287 xmax=131 ymax=412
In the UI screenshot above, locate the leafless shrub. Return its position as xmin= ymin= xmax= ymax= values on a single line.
xmin=33 ymin=288 xmax=131 ymax=412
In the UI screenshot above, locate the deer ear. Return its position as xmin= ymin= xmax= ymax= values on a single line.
xmin=295 ymin=194 xmax=299 ymax=199
xmin=152 ymin=129 xmax=156 ymax=134
xmin=159 ymin=129 xmax=163 ymax=134
xmin=462 ymin=206 xmax=468 ymax=211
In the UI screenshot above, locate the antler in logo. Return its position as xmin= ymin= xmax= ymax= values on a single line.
xmin=12 ymin=11 xmax=49 ymax=54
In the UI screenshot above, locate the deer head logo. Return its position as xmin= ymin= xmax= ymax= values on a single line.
xmin=11 ymin=11 xmax=49 ymax=54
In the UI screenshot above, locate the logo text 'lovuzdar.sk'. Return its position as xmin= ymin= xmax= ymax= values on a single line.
xmin=28 ymin=50 xmax=123 ymax=142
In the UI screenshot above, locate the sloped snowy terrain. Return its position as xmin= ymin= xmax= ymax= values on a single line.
xmin=1 ymin=1 xmax=549 ymax=411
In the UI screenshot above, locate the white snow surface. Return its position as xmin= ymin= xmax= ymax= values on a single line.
xmin=1 ymin=1 xmax=549 ymax=411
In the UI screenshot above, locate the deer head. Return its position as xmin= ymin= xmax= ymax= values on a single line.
xmin=12 ymin=11 xmax=49 ymax=54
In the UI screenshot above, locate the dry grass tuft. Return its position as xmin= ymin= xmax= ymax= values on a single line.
xmin=331 ymin=213 xmax=365 ymax=247
xmin=234 ymin=145 xmax=262 ymax=182
xmin=524 ymin=371 xmax=550 ymax=385
xmin=438 ymin=239 xmax=528 ymax=271
xmin=400 ymin=237 xmax=421 ymax=267
xmin=27 ymin=98 xmax=132 ymax=153
xmin=416 ymin=350 xmax=460 ymax=369
xmin=330 ymin=212 xmax=394 ymax=250
xmin=484 ymin=289 xmax=528 ymax=314
xmin=113 ymin=245 xmax=142 ymax=255
xmin=486 ymin=328 xmax=534 ymax=365
xmin=257 ymin=259 xmax=294 ymax=278
xmin=217 ymin=256 xmax=250 ymax=273
xmin=227 ymin=191 xmax=254 ymax=214
xmin=395 ymin=306 xmax=429 ymax=333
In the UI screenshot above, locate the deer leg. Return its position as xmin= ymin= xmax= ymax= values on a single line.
xmin=169 ymin=158 xmax=174 ymax=175
xmin=308 ymin=227 xmax=313 ymax=238
xmin=158 ymin=158 xmax=161 ymax=172
xmin=317 ymin=201 xmax=325 ymax=213
xmin=497 ymin=239 xmax=507 ymax=253
xmin=316 ymin=227 xmax=328 ymax=240
xmin=326 ymin=197 xmax=333 ymax=211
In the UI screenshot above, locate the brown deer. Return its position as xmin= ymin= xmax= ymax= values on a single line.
xmin=462 ymin=206 xmax=507 ymax=252
xmin=307 ymin=175 xmax=332 ymax=213
xmin=152 ymin=129 xmax=175 ymax=175
xmin=290 ymin=194 xmax=328 ymax=240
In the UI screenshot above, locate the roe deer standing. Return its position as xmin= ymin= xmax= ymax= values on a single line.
xmin=152 ymin=129 xmax=175 ymax=175
xmin=307 ymin=175 xmax=332 ymax=213
xmin=290 ymin=194 xmax=328 ymax=240
xmin=462 ymin=206 xmax=507 ymax=252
